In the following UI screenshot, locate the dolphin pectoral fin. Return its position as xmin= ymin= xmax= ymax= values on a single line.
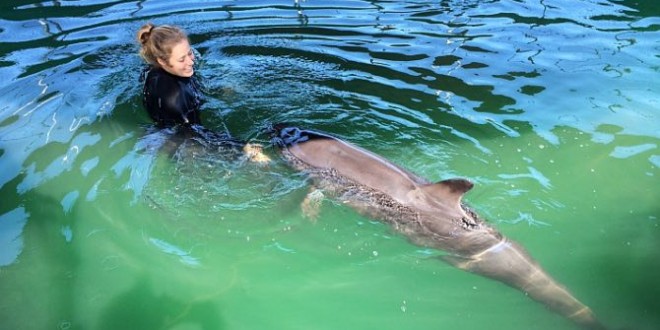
xmin=301 ymin=188 xmax=325 ymax=222
xmin=420 ymin=178 xmax=474 ymax=204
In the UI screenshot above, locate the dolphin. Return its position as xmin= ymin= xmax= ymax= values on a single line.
xmin=272 ymin=125 xmax=605 ymax=330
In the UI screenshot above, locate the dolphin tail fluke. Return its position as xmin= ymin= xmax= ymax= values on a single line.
xmin=567 ymin=306 xmax=607 ymax=330
xmin=442 ymin=241 xmax=606 ymax=330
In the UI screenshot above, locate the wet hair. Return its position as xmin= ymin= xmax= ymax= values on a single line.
xmin=136 ymin=23 xmax=188 ymax=67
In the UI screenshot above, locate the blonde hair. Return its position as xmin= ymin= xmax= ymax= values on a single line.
xmin=136 ymin=23 xmax=188 ymax=67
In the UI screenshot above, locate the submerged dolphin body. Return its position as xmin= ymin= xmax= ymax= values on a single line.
xmin=273 ymin=126 xmax=605 ymax=330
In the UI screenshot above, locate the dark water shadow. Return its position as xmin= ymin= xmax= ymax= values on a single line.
xmin=98 ymin=276 xmax=226 ymax=330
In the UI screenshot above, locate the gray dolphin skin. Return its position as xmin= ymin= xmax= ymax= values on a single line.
xmin=272 ymin=126 xmax=605 ymax=330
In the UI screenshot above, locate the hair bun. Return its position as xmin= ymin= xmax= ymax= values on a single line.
xmin=137 ymin=23 xmax=156 ymax=45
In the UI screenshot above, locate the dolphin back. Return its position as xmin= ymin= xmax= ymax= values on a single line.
xmin=274 ymin=126 xmax=430 ymax=205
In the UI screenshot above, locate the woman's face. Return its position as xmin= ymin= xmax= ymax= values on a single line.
xmin=158 ymin=39 xmax=195 ymax=77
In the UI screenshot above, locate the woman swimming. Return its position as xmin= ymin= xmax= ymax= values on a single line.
xmin=136 ymin=23 xmax=269 ymax=162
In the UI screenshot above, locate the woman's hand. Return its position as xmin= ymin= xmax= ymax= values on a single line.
xmin=243 ymin=143 xmax=271 ymax=164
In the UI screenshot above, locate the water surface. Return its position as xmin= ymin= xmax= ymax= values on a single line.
xmin=0 ymin=1 xmax=658 ymax=329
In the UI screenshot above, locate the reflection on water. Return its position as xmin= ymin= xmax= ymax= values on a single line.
xmin=0 ymin=1 xmax=658 ymax=329
xmin=0 ymin=207 xmax=28 ymax=266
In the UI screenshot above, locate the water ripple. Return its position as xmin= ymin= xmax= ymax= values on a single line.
xmin=0 ymin=1 xmax=658 ymax=329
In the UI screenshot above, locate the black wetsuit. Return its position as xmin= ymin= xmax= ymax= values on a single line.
xmin=141 ymin=66 xmax=245 ymax=150
xmin=141 ymin=66 xmax=203 ymax=127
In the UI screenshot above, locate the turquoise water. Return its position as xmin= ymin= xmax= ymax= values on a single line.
xmin=0 ymin=1 xmax=658 ymax=329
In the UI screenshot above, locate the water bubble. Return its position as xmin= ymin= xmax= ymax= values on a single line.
xmin=372 ymin=251 xmax=378 ymax=257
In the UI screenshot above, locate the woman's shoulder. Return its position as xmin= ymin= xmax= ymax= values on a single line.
xmin=142 ymin=66 xmax=189 ymax=93
xmin=142 ymin=66 xmax=172 ymax=81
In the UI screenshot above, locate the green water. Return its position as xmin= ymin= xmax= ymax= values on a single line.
xmin=0 ymin=1 xmax=658 ymax=329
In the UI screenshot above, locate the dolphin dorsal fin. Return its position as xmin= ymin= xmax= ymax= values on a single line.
xmin=420 ymin=178 xmax=473 ymax=204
